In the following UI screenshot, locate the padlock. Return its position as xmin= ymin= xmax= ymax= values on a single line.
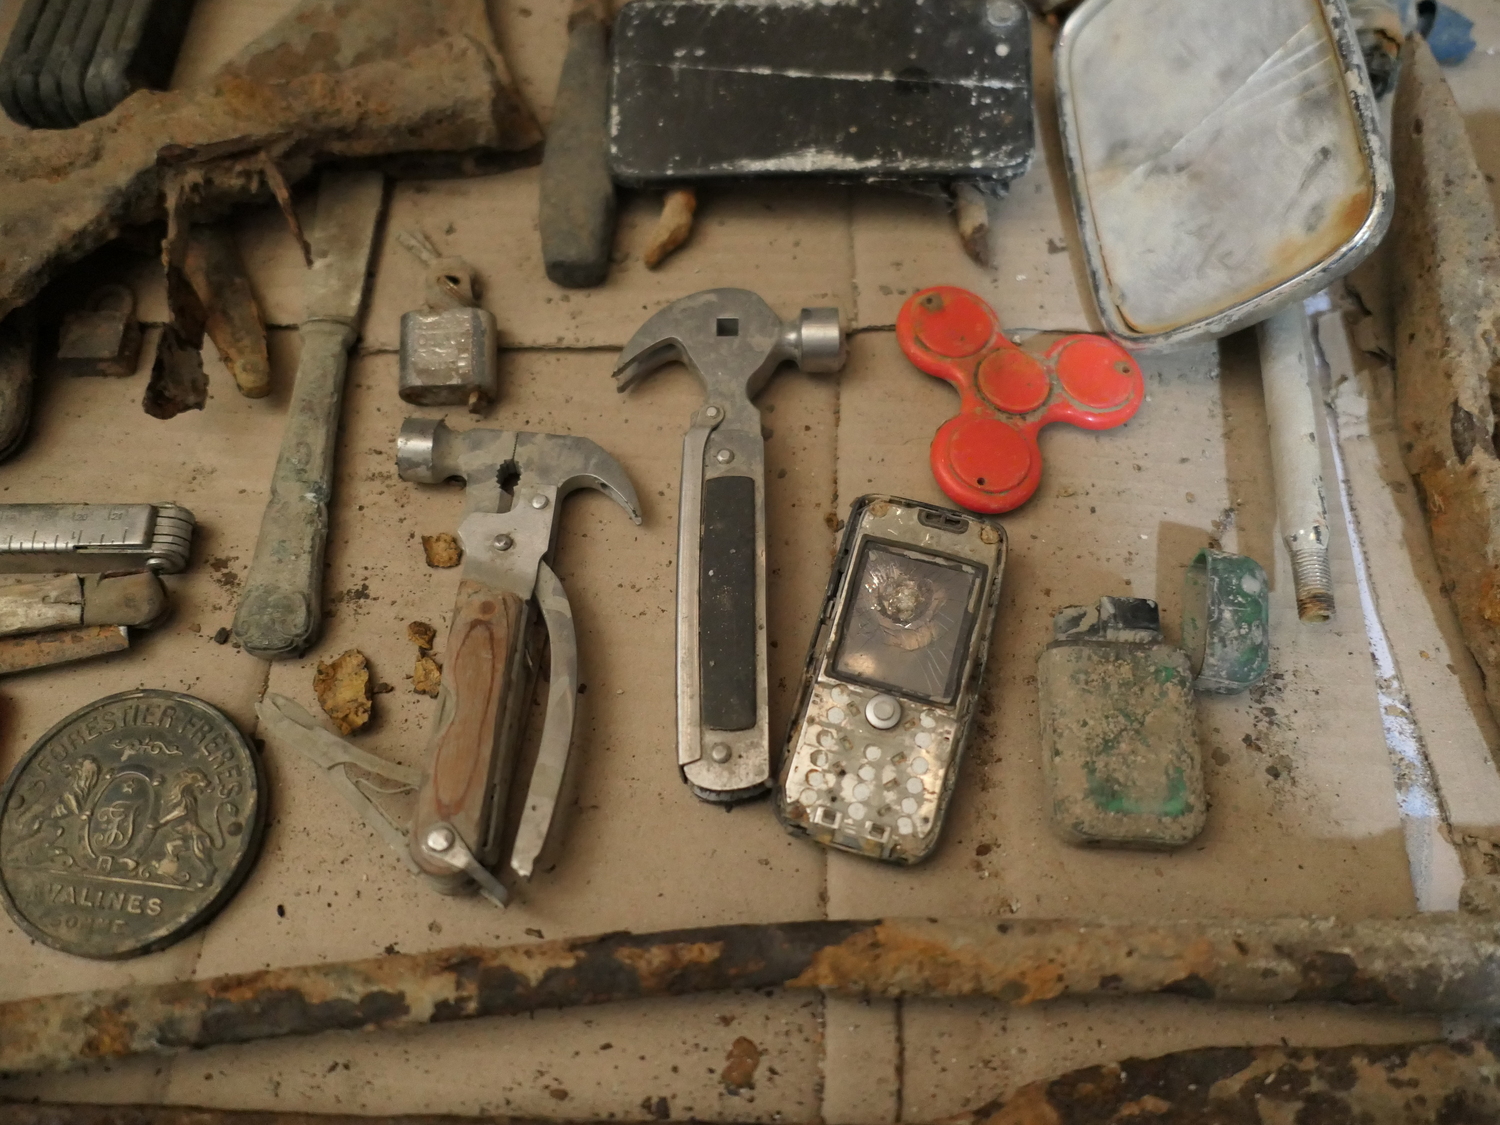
xmin=1037 ymin=596 xmax=1206 ymax=849
xmin=398 ymin=257 xmax=498 ymax=412
xmin=56 ymin=283 xmax=141 ymax=377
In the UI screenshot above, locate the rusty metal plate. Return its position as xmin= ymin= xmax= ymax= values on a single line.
xmin=0 ymin=689 xmax=264 ymax=960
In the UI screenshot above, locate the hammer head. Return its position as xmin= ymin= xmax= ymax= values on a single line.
xmin=397 ymin=417 xmax=641 ymax=523
xmin=613 ymin=288 xmax=844 ymax=403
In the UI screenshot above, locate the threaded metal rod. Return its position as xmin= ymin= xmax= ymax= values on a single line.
xmin=1290 ymin=545 xmax=1334 ymax=622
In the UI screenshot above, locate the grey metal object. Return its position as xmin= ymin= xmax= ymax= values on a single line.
xmin=396 ymin=240 xmax=498 ymax=411
xmin=775 ymin=496 xmax=1006 ymax=864
xmin=0 ymin=0 xmax=196 ymax=129
xmin=0 ymin=502 xmax=193 ymax=574
xmin=539 ymin=0 xmax=614 ymax=287
xmin=614 ymin=288 xmax=844 ymax=804
xmin=232 ymin=170 xmax=385 ymax=661
xmin=0 ymin=571 xmax=166 ymax=636
xmin=399 ymin=308 xmax=498 ymax=410
xmin=1054 ymin=0 xmax=1391 ymax=350
xmin=1259 ymin=304 xmax=1335 ymax=622
xmin=55 ymin=283 xmax=140 ymax=376
xmin=255 ymin=694 xmax=419 ymax=863
xmin=0 ymin=689 xmax=264 ymax=960
xmin=259 ymin=418 xmax=641 ymax=906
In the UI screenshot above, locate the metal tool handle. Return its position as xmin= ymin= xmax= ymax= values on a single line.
xmin=233 ymin=170 xmax=385 ymax=659
xmin=678 ymin=408 xmax=771 ymax=803
xmin=232 ymin=319 xmax=357 ymax=658
xmin=409 ymin=579 xmax=534 ymax=894
xmin=539 ymin=1 xmax=615 ymax=288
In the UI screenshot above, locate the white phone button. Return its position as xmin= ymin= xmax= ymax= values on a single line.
xmin=866 ymin=694 xmax=902 ymax=729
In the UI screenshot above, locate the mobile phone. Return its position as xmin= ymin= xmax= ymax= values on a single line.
xmin=774 ymin=495 xmax=1006 ymax=864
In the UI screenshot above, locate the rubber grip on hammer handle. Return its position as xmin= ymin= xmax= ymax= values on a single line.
xmin=410 ymin=580 xmax=528 ymax=881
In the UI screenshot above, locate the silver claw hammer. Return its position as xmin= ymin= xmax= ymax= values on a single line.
xmin=614 ymin=288 xmax=844 ymax=803
xmin=395 ymin=418 xmax=640 ymax=902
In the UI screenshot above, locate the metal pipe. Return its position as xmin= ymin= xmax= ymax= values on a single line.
xmin=3 ymin=914 xmax=1497 ymax=1077
xmin=1258 ymin=302 xmax=1335 ymax=621
xmin=8 ymin=1037 xmax=1499 ymax=1125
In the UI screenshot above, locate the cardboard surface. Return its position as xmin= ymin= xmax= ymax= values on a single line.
xmin=2 ymin=2 xmax=1499 ymax=1121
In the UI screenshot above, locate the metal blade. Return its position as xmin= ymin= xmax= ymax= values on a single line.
xmin=511 ymin=560 xmax=578 ymax=880
xmin=304 ymin=171 xmax=386 ymax=323
xmin=257 ymin=693 xmax=419 ymax=866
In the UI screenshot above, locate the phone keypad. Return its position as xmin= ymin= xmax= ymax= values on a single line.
xmin=781 ymin=680 xmax=958 ymax=862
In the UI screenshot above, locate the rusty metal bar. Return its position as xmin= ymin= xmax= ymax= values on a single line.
xmin=3 ymin=914 xmax=1498 ymax=1077
xmin=7 ymin=1036 xmax=1500 ymax=1124
xmin=1391 ymin=36 xmax=1500 ymax=730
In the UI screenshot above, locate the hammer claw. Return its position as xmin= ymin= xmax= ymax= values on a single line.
xmin=515 ymin=431 xmax=642 ymax=524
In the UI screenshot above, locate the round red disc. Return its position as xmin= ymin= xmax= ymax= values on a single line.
xmin=911 ymin=288 xmax=995 ymax=359
xmin=978 ymin=348 xmax=1051 ymax=415
xmin=946 ymin=414 xmax=1033 ymax=493
xmin=1054 ymin=335 xmax=1140 ymax=412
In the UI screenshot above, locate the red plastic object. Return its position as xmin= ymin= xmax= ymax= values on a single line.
xmin=896 ymin=286 xmax=1145 ymax=514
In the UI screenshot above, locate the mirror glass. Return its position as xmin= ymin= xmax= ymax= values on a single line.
xmin=1058 ymin=0 xmax=1386 ymax=345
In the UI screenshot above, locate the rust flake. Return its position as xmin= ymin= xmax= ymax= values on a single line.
xmin=720 ymin=1036 xmax=761 ymax=1092
xmin=1477 ymin=569 xmax=1500 ymax=625
xmin=787 ymin=923 xmax=1068 ymax=1003
xmin=612 ymin=941 xmax=725 ymax=991
xmin=483 ymin=941 xmax=584 ymax=988
xmin=80 ymin=1001 xmax=137 ymax=1060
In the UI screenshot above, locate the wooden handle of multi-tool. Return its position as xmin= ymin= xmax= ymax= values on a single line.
xmin=410 ymin=580 xmax=528 ymax=879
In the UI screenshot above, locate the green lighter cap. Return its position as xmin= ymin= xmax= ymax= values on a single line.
xmin=1181 ymin=548 xmax=1271 ymax=694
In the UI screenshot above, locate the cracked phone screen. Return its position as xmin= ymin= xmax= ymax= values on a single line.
xmin=831 ymin=543 xmax=983 ymax=704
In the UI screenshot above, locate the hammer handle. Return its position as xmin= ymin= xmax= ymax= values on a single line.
xmin=410 ymin=580 xmax=532 ymax=884
xmin=538 ymin=11 xmax=615 ymax=288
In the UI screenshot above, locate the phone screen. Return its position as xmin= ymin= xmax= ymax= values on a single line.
xmin=830 ymin=542 xmax=984 ymax=704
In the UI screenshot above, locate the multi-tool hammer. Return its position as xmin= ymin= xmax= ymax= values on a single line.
xmin=614 ymin=288 xmax=844 ymax=803
xmin=261 ymin=419 xmax=640 ymax=905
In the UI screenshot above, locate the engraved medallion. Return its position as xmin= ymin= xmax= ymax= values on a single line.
xmin=0 ymin=690 xmax=265 ymax=959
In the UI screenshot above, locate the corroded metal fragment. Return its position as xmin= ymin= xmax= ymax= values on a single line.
xmin=5 ymin=1037 xmax=1498 ymax=1123
xmin=1391 ymin=37 xmax=1500 ymax=726
xmin=3 ymin=915 xmax=1498 ymax=1076
xmin=0 ymin=0 xmax=540 ymax=321
xmin=961 ymin=1037 xmax=1500 ymax=1124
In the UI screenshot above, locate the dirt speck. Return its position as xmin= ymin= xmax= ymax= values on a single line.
xmin=207 ymin=555 xmax=241 ymax=592
xmin=721 ymin=1036 xmax=761 ymax=1093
